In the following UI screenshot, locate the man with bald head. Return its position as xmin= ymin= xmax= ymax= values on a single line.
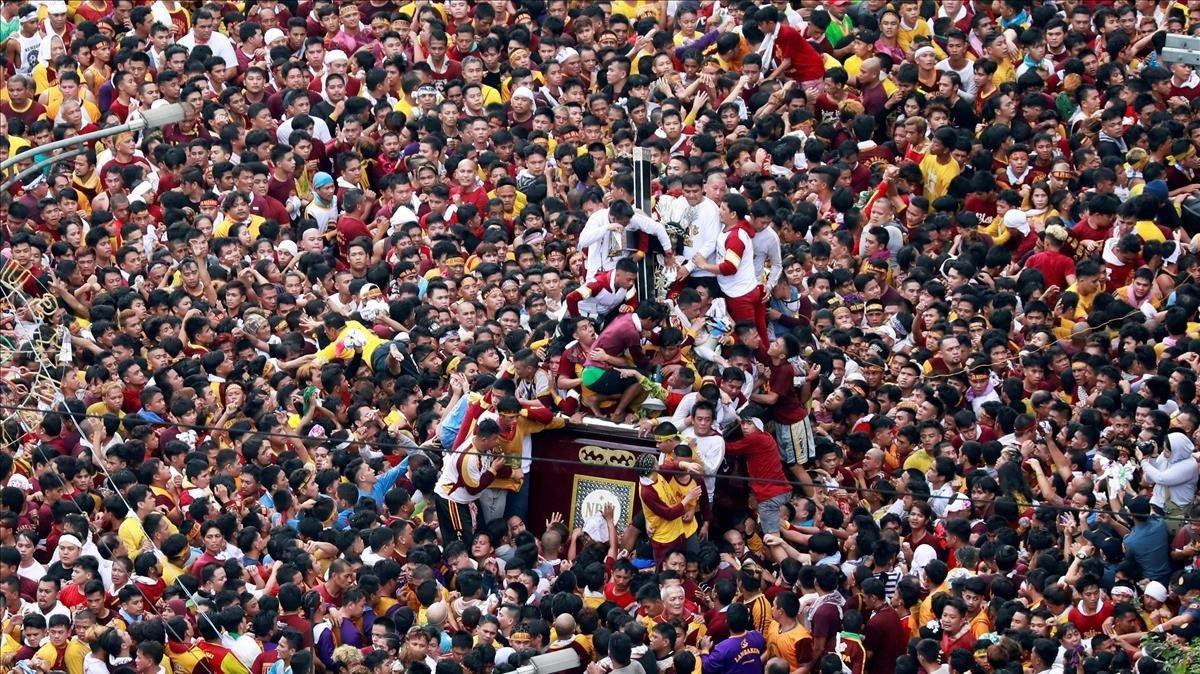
xmin=546 ymin=614 xmax=589 ymax=668
xmin=766 ymin=657 xmax=792 ymax=674
xmin=860 ymin=448 xmax=888 ymax=487
xmin=857 ymin=57 xmax=891 ymax=116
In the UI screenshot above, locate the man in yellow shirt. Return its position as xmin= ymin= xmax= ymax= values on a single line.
xmin=161 ymin=533 xmax=192 ymax=586
xmin=897 ymin=0 xmax=933 ymax=53
xmin=462 ymin=55 xmax=502 ymax=107
xmin=40 ymin=70 xmax=100 ymax=121
xmin=314 ymin=314 xmax=386 ymax=370
xmin=1064 ymin=259 xmax=1103 ymax=320
xmin=33 ymin=615 xmax=88 ymax=674
xmin=916 ymin=559 xmax=952 ymax=627
xmin=117 ymin=484 xmax=157 ymax=556
xmin=919 ymin=127 xmax=961 ymax=202
xmin=637 ymin=444 xmax=701 ymax=565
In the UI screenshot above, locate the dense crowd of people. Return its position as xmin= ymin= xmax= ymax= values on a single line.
xmin=4 ymin=1 xmax=1200 ymax=674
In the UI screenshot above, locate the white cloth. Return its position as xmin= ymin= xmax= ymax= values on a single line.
xmin=277 ymin=114 xmax=331 ymax=144
xmin=692 ymin=298 xmax=732 ymax=366
xmin=177 ymin=29 xmax=238 ymax=68
xmin=1142 ymin=432 xmax=1198 ymax=509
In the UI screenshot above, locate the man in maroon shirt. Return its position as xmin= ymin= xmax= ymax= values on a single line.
xmin=862 ymin=578 xmax=906 ymax=674
xmin=249 ymin=165 xmax=291 ymax=225
xmin=749 ymin=335 xmax=818 ymax=485
xmin=190 ymin=521 xmax=229 ymax=577
xmin=335 ymin=189 xmax=382 ymax=268
xmin=274 ymin=584 xmax=313 ymax=648
xmin=316 ymin=558 xmax=355 ymax=608
xmin=267 ymin=146 xmax=298 ymax=204
xmin=808 ymin=565 xmax=845 ymax=669
xmin=106 ymin=71 xmax=140 ymax=123
xmin=1 ymin=74 xmax=47 ymax=126
xmin=580 ymin=302 xmax=665 ymax=422
xmin=1070 ymin=193 xmax=1119 ymax=254
xmin=704 ymin=581 xmax=736 ymax=643
xmin=725 ymin=414 xmax=794 ymax=534
xmin=427 ymin=30 xmax=463 ymax=84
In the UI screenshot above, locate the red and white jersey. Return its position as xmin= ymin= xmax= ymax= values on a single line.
xmin=435 ymin=438 xmax=495 ymax=504
xmin=715 ymin=221 xmax=758 ymax=298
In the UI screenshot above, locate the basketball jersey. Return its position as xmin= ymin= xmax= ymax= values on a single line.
xmin=14 ymin=31 xmax=41 ymax=75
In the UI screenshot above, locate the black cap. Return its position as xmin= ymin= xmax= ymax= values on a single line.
xmin=1126 ymin=495 xmax=1152 ymax=517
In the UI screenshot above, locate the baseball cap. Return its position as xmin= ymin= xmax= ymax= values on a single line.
xmin=1126 ymin=495 xmax=1152 ymax=517
xmin=945 ymin=494 xmax=971 ymax=514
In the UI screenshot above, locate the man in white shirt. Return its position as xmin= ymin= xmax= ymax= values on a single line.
xmin=936 ymin=30 xmax=976 ymax=101
xmin=750 ymin=205 xmax=783 ymax=293
xmin=690 ymin=192 xmax=767 ymax=357
xmin=176 ymin=9 xmax=238 ymax=69
xmin=275 ymin=91 xmax=332 ymax=144
xmin=671 ymin=173 xmax=722 ymax=291
xmin=668 ymin=387 xmax=738 ymax=433
xmin=578 ymin=181 xmax=672 ymax=282
xmin=679 ymin=401 xmax=725 ymax=505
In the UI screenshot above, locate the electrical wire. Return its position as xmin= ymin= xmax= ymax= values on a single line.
xmin=0 ymin=401 xmax=1190 ymax=523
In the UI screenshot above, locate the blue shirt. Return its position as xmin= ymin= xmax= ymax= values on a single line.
xmin=1124 ymin=517 xmax=1173 ymax=583
xmin=358 ymin=457 xmax=410 ymax=505
xmin=440 ymin=396 xmax=470 ymax=449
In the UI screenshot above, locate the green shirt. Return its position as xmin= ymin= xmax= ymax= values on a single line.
xmin=825 ymin=14 xmax=855 ymax=48
xmin=0 ymin=15 xmax=19 ymax=43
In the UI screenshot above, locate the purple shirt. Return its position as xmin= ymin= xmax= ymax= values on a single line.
xmin=702 ymin=631 xmax=766 ymax=674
